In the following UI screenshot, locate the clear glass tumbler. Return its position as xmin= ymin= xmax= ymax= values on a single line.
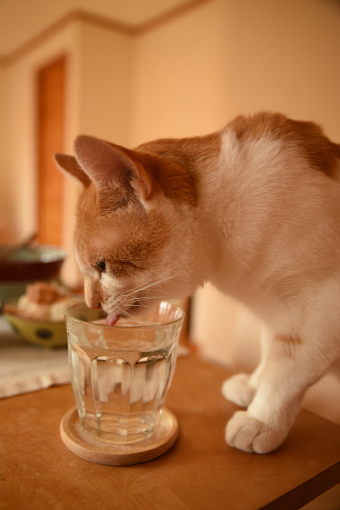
xmin=63 ymin=300 xmax=184 ymax=445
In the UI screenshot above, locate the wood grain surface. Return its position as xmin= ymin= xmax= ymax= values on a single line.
xmin=2 ymin=355 xmax=340 ymax=509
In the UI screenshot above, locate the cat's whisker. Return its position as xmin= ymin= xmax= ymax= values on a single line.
xmin=135 ymin=295 xmax=173 ymax=301
xmin=118 ymin=263 xmax=194 ymax=298
xmin=125 ymin=256 xmax=197 ymax=294
xmin=117 ymin=266 xmax=186 ymax=298
xmin=104 ymin=301 xmax=130 ymax=319
xmin=118 ymin=276 xmax=180 ymax=301
xmin=129 ymin=303 xmax=153 ymax=310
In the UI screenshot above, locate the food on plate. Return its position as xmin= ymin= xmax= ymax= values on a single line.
xmin=4 ymin=281 xmax=74 ymax=321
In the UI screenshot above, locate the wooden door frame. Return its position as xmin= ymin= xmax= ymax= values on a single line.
xmin=36 ymin=54 xmax=66 ymax=246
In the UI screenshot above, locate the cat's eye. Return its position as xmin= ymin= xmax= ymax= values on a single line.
xmin=95 ymin=259 xmax=106 ymax=272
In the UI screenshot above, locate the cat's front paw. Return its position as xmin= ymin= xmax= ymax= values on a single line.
xmin=221 ymin=373 xmax=255 ymax=407
xmin=226 ymin=411 xmax=284 ymax=454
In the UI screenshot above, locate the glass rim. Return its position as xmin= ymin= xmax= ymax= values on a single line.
xmin=63 ymin=298 xmax=185 ymax=329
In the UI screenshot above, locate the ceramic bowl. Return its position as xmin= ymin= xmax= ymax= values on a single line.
xmin=0 ymin=245 xmax=66 ymax=302
xmin=0 ymin=244 xmax=66 ymax=281
xmin=3 ymin=309 xmax=67 ymax=348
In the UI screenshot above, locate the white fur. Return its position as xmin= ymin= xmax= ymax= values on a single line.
xmin=215 ymin=131 xmax=340 ymax=453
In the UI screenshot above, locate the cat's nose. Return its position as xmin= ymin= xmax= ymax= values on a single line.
xmin=86 ymin=295 xmax=102 ymax=309
xmin=85 ymin=294 xmax=101 ymax=309
xmin=84 ymin=280 xmax=102 ymax=309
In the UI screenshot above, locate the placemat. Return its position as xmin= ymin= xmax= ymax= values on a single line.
xmin=0 ymin=318 xmax=69 ymax=398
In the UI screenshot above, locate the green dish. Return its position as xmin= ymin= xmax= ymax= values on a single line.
xmin=0 ymin=282 xmax=28 ymax=302
xmin=4 ymin=311 xmax=67 ymax=349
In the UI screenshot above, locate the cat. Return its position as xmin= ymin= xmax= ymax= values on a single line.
xmin=54 ymin=112 xmax=340 ymax=454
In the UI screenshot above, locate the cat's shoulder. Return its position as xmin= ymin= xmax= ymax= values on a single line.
xmin=225 ymin=111 xmax=327 ymax=145
xmin=224 ymin=112 xmax=340 ymax=178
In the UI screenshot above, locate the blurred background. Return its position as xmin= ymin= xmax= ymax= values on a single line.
xmin=1 ymin=0 xmax=340 ymax=424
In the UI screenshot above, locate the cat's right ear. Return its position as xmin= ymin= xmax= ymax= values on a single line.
xmin=54 ymin=153 xmax=91 ymax=187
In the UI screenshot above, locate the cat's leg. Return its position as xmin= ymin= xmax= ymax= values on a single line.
xmin=225 ymin=329 xmax=333 ymax=454
xmin=221 ymin=373 xmax=256 ymax=407
xmin=221 ymin=325 xmax=272 ymax=407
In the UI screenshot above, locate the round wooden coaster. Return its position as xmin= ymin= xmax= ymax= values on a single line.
xmin=60 ymin=407 xmax=179 ymax=466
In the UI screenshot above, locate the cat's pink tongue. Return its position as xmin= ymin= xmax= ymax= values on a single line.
xmin=105 ymin=314 xmax=121 ymax=326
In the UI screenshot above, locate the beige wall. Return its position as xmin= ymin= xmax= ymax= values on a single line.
xmin=76 ymin=20 xmax=134 ymax=146
xmin=0 ymin=18 xmax=133 ymax=286
xmin=1 ymin=0 xmax=340 ymax=421
xmin=222 ymin=0 xmax=340 ymax=133
xmin=0 ymin=65 xmax=11 ymax=241
xmin=0 ymin=23 xmax=80 ymax=289
xmin=132 ymin=0 xmax=340 ymax=144
xmin=131 ymin=0 xmax=228 ymax=145
xmin=1 ymin=24 xmax=77 ymax=243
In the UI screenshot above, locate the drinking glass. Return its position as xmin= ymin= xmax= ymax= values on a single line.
xmin=63 ymin=300 xmax=184 ymax=445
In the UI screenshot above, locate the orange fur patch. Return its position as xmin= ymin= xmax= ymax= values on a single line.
xmin=105 ymin=210 xmax=169 ymax=277
xmin=275 ymin=334 xmax=302 ymax=345
xmin=229 ymin=112 xmax=339 ymax=178
xmin=74 ymin=186 xmax=170 ymax=278
xmin=135 ymin=132 xmax=221 ymax=206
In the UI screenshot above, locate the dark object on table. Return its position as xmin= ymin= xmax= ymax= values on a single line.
xmin=0 ymin=244 xmax=66 ymax=282
xmin=0 ymin=244 xmax=66 ymax=302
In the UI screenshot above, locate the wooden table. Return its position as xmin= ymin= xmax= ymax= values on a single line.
xmin=2 ymin=353 xmax=340 ymax=510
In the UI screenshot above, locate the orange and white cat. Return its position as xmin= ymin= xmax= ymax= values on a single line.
xmin=55 ymin=112 xmax=340 ymax=454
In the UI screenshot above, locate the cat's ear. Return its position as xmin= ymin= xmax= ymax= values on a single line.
xmin=73 ymin=135 xmax=154 ymax=201
xmin=53 ymin=153 xmax=91 ymax=187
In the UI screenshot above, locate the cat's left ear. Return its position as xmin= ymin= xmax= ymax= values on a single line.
xmin=74 ymin=135 xmax=154 ymax=202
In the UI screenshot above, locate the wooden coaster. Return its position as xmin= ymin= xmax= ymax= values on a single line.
xmin=60 ymin=406 xmax=178 ymax=466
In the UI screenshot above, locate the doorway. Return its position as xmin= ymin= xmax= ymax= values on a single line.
xmin=36 ymin=55 xmax=66 ymax=246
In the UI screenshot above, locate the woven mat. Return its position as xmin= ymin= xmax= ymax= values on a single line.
xmin=0 ymin=318 xmax=69 ymax=398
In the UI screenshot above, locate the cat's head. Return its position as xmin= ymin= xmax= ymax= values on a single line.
xmin=54 ymin=135 xmax=203 ymax=321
